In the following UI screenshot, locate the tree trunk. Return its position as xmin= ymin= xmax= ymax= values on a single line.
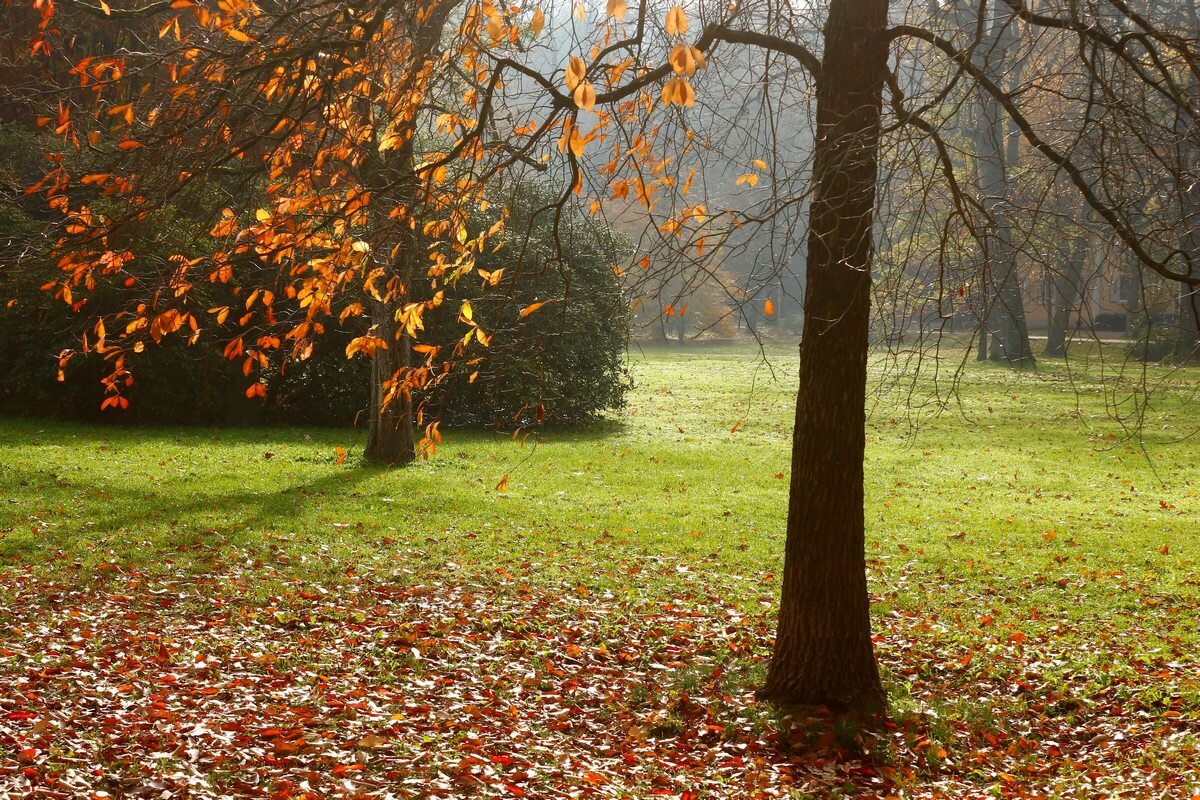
xmin=973 ymin=2 xmax=1034 ymax=367
xmin=1045 ymin=233 xmax=1086 ymax=357
xmin=1173 ymin=16 xmax=1200 ymax=363
xmin=759 ymin=0 xmax=887 ymax=712
xmin=364 ymin=300 xmax=417 ymax=464
xmin=975 ymin=274 xmax=989 ymax=361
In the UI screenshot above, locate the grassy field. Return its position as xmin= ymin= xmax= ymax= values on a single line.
xmin=1 ymin=341 xmax=1198 ymax=798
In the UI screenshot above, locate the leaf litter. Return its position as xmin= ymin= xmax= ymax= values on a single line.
xmin=1 ymin=558 xmax=1198 ymax=799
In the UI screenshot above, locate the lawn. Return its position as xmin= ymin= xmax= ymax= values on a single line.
xmin=1 ymin=341 xmax=1198 ymax=799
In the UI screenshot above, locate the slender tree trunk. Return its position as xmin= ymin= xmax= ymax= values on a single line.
xmin=1045 ymin=233 xmax=1086 ymax=357
xmin=975 ymin=269 xmax=989 ymax=360
xmin=759 ymin=0 xmax=887 ymax=712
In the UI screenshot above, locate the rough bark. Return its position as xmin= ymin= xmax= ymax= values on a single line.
xmin=759 ymin=0 xmax=887 ymax=712
xmin=362 ymin=141 xmax=420 ymax=465
xmin=364 ymin=299 xmax=417 ymax=465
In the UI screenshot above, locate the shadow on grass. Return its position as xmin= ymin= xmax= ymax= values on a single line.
xmin=0 ymin=459 xmax=389 ymax=565
xmin=0 ymin=415 xmax=630 ymax=449
xmin=0 ymin=416 xmax=635 ymax=568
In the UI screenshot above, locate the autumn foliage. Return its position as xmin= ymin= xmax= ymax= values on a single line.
xmin=13 ymin=0 xmax=721 ymax=454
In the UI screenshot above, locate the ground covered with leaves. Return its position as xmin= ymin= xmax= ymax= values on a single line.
xmin=3 ymin=344 xmax=1200 ymax=797
xmin=2 ymin=556 xmax=1198 ymax=799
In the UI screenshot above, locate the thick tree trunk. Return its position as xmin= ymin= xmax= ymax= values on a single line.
xmin=973 ymin=2 xmax=1034 ymax=367
xmin=1045 ymin=233 xmax=1086 ymax=357
xmin=1173 ymin=30 xmax=1200 ymax=363
xmin=359 ymin=123 xmax=426 ymax=465
xmin=1176 ymin=285 xmax=1200 ymax=361
xmin=759 ymin=0 xmax=887 ymax=712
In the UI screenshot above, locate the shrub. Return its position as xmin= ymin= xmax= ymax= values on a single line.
xmin=222 ymin=181 xmax=632 ymax=428
xmin=3 ymin=146 xmax=631 ymax=429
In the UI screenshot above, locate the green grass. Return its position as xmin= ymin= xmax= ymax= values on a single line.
xmin=4 ymin=339 xmax=1198 ymax=666
xmin=2 ymin=340 xmax=1199 ymax=796
xmin=2 ymin=341 xmax=1196 ymax=591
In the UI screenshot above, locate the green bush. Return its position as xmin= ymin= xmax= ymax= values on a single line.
xmin=268 ymin=181 xmax=632 ymax=428
xmin=3 ymin=138 xmax=630 ymax=429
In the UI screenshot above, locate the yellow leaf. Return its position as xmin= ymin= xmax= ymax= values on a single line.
xmin=345 ymin=336 xmax=387 ymax=358
xmin=680 ymin=78 xmax=696 ymax=106
xmin=573 ymin=81 xmax=596 ymax=111
xmin=255 ymin=208 xmax=271 ymax=222
xmin=520 ymin=300 xmax=548 ymax=318
xmin=574 ymin=2 xmax=585 ymax=21
xmin=665 ymin=6 xmax=687 ymax=35
xmin=565 ymin=55 xmax=587 ymax=92
xmin=531 ymin=7 xmax=545 ymax=35
xmin=351 ymin=240 xmax=370 ymax=253
xmin=669 ymin=44 xmax=696 ymax=76
xmin=661 ymin=78 xmax=678 ymax=107
xmin=736 ymin=172 xmax=759 ymax=187
xmin=460 ymin=300 xmax=473 ymax=322
xmin=606 ymin=0 xmax=627 ymax=20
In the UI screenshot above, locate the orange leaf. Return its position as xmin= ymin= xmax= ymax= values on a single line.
xmin=495 ymin=473 xmax=509 ymax=492
xmin=665 ymin=6 xmax=688 ymax=35
xmin=520 ymin=300 xmax=549 ymax=318
xmin=573 ymin=81 xmax=596 ymax=111
xmin=565 ymin=55 xmax=587 ymax=92
xmin=763 ymin=298 xmax=775 ymax=317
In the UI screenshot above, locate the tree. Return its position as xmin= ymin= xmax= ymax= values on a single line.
xmin=755 ymin=0 xmax=890 ymax=709
xmin=969 ymin=2 xmax=1034 ymax=366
